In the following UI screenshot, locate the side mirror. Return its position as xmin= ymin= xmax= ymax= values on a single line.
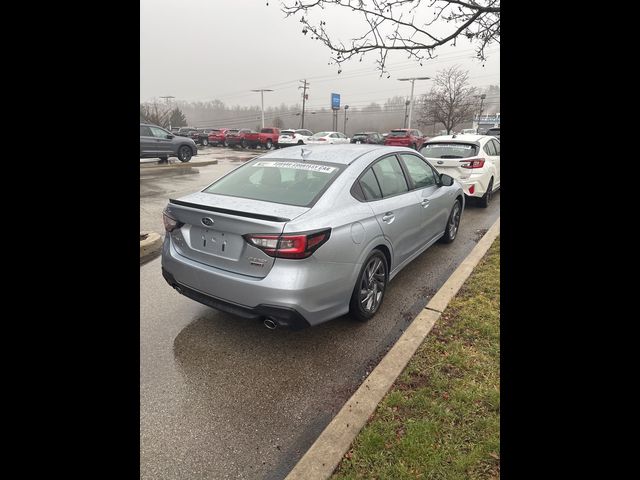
xmin=440 ymin=173 xmax=454 ymax=187
xmin=166 ymin=134 xmax=174 ymax=139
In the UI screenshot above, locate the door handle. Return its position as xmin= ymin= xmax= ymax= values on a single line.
xmin=420 ymin=199 xmax=430 ymax=208
xmin=382 ymin=212 xmax=395 ymax=223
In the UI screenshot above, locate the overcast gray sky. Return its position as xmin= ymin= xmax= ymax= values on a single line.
xmin=140 ymin=0 xmax=500 ymax=109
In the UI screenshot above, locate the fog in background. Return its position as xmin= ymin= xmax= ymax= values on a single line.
xmin=141 ymin=0 xmax=500 ymax=133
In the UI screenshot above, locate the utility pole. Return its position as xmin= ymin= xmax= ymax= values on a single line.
xmin=404 ymin=100 xmax=410 ymax=128
xmin=398 ymin=77 xmax=430 ymax=129
xmin=473 ymin=94 xmax=486 ymax=132
xmin=298 ymin=80 xmax=309 ymax=128
xmin=251 ymin=89 xmax=274 ymax=129
xmin=160 ymin=95 xmax=175 ymax=129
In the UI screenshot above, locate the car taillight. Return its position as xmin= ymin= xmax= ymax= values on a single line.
xmin=162 ymin=210 xmax=184 ymax=232
xmin=243 ymin=229 xmax=331 ymax=259
xmin=460 ymin=158 xmax=486 ymax=169
xmin=318 ymin=138 xmax=326 ymax=141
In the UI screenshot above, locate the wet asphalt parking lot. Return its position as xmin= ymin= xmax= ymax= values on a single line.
xmin=140 ymin=146 xmax=500 ymax=479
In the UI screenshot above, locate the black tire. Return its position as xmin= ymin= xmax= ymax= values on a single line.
xmin=439 ymin=199 xmax=462 ymax=244
xmin=223 ymin=140 xmax=229 ymax=148
xmin=349 ymin=250 xmax=388 ymax=322
xmin=241 ymin=139 xmax=247 ymax=149
xmin=297 ymin=140 xmax=304 ymax=145
xmin=478 ymin=178 xmax=493 ymax=208
xmin=177 ymin=146 xmax=192 ymax=163
xmin=201 ymin=138 xmax=209 ymax=147
xmin=158 ymin=156 xmax=168 ymax=164
xmin=265 ymin=139 xmax=273 ymax=150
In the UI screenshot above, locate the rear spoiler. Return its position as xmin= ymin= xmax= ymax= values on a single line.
xmin=169 ymin=199 xmax=291 ymax=222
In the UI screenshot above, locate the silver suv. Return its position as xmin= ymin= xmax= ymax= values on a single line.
xmin=140 ymin=123 xmax=198 ymax=163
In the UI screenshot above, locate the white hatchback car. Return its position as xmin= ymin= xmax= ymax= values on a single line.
xmin=306 ymin=131 xmax=350 ymax=144
xmin=278 ymin=129 xmax=314 ymax=147
xmin=420 ymin=134 xmax=500 ymax=207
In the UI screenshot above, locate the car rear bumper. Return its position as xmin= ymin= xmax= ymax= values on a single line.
xmin=161 ymin=236 xmax=358 ymax=328
xmin=456 ymin=172 xmax=492 ymax=197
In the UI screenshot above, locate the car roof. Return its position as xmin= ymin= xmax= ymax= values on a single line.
xmin=424 ymin=134 xmax=493 ymax=144
xmin=258 ymin=144 xmax=413 ymax=165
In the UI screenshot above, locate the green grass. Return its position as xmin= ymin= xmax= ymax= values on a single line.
xmin=332 ymin=237 xmax=500 ymax=480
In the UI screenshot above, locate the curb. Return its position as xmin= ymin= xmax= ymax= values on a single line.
xmin=140 ymin=232 xmax=163 ymax=259
xmin=285 ymin=217 xmax=500 ymax=480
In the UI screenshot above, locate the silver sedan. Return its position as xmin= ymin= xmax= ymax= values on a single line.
xmin=161 ymin=145 xmax=464 ymax=329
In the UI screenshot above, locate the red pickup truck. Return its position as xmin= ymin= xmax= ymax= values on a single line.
xmin=256 ymin=127 xmax=280 ymax=150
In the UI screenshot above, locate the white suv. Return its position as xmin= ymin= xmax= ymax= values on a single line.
xmin=278 ymin=129 xmax=314 ymax=147
xmin=420 ymin=134 xmax=500 ymax=208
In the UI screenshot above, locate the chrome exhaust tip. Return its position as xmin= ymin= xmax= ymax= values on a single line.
xmin=263 ymin=317 xmax=278 ymax=330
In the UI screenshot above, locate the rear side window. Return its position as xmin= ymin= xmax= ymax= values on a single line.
xmin=261 ymin=128 xmax=273 ymax=133
xmin=140 ymin=126 xmax=152 ymax=136
xmin=372 ymin=156 xmax=409 ymax=197
xmin=420 ymin=143 xmax=479 ymax=158
xmin=359 ymin=168 xmax=383 ymax=200
xmin=491 ymin=139 xmax=500 ymax=155
xmin=203 ymin=160 xmax=343 ymax=207
xmin=483 ymin=141 xmax=497 ymax=156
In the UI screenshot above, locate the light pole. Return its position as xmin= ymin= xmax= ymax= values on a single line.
xmin=343 ymin=105 xmax=349 ymax=135
xmin=160 ymin=95 xmax=175 ymax=129
xmin=474 ymin=94 xmax=486 ymax=131
xmin=398 ymin=77 xmax=430 ymax=129
xmin=251 ymin=89 xmax=274 ymax=129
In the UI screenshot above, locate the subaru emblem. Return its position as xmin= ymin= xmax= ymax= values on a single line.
xmin=201 ymin=217 xmax=214 ymax=226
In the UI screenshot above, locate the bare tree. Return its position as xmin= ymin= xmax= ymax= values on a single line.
xmin=418 ymin=65 xmax=476 ymax=134
xmin=281 ymin=1 xmax=500 ymax=74
xmin=140 ymin=102 xmax=170 ymax=128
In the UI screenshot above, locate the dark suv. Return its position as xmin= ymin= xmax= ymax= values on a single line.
xmin=486 ymin=127 xmax=500 ymax=139
xmin=350 ymin=132 xmax=385 ymax=144
xmin=140 ymin=123 xmax=198 ymax=163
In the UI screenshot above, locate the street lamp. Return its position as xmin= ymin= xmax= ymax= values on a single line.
xmin=160 ymin=95 xmax=175 ymax=129
xmin=474 ymin=94 xmax=487 ymax=130
xmin=251 ymin=89 xmax=274 ymax=129
xmin=343 ymin=105 xmax=349 ymax=135
xmin=398 ymin=77 xmax=430 ymax=129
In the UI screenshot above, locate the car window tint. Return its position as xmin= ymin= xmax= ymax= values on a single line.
xmin=203 ymin=160 xmax=343 ymax=207
xmin=359 ymin=168 xmax=382 ymax=200
xmin=140 ymin=126 xmax=152 ymax=136
xmin=372 ymin=156 xmax=409 ymax=197
xmin=400 ymin=154 xmax=437 ymax=189
xmin=150 ymin=126 xmax=168 ymax=138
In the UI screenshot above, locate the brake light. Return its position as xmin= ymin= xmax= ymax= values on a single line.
xmin=162 ymin=210 xmax=184 ymax=232
xmin=243 ymin=229 xmax=331 ymax=259
xmin=317 ymin=138 xmax=326 ymax=141
xmin=460 ymin=158 xmax=486 ymax=169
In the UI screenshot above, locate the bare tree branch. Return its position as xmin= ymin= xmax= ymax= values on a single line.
xmin=281 ymin=0 xmax=499 ymax=74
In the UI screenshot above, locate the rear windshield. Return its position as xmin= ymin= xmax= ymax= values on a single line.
xmin=487 ymin=129 xmax=500 ymax=134
xmin=227 ymin=129 xmax=239 ymax=134
xmin=389 ymin=130 xmax=409 ymax=137
xmin=353 ymin=133 xmax=368 ymax=138
xmin=420 ymin=143 xmax=479 ymax=158
xmin=203 ymin=159 xmax=344 ymax=207
xmin=280 ymin=130 xmax=295 ymax=135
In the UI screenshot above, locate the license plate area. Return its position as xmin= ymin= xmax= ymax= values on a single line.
xmin=191 ymin=227 xmax=242 ymax=259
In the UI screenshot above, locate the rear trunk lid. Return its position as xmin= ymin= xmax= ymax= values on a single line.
xmin=165 ymin=192 xmax=309 ymax=278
